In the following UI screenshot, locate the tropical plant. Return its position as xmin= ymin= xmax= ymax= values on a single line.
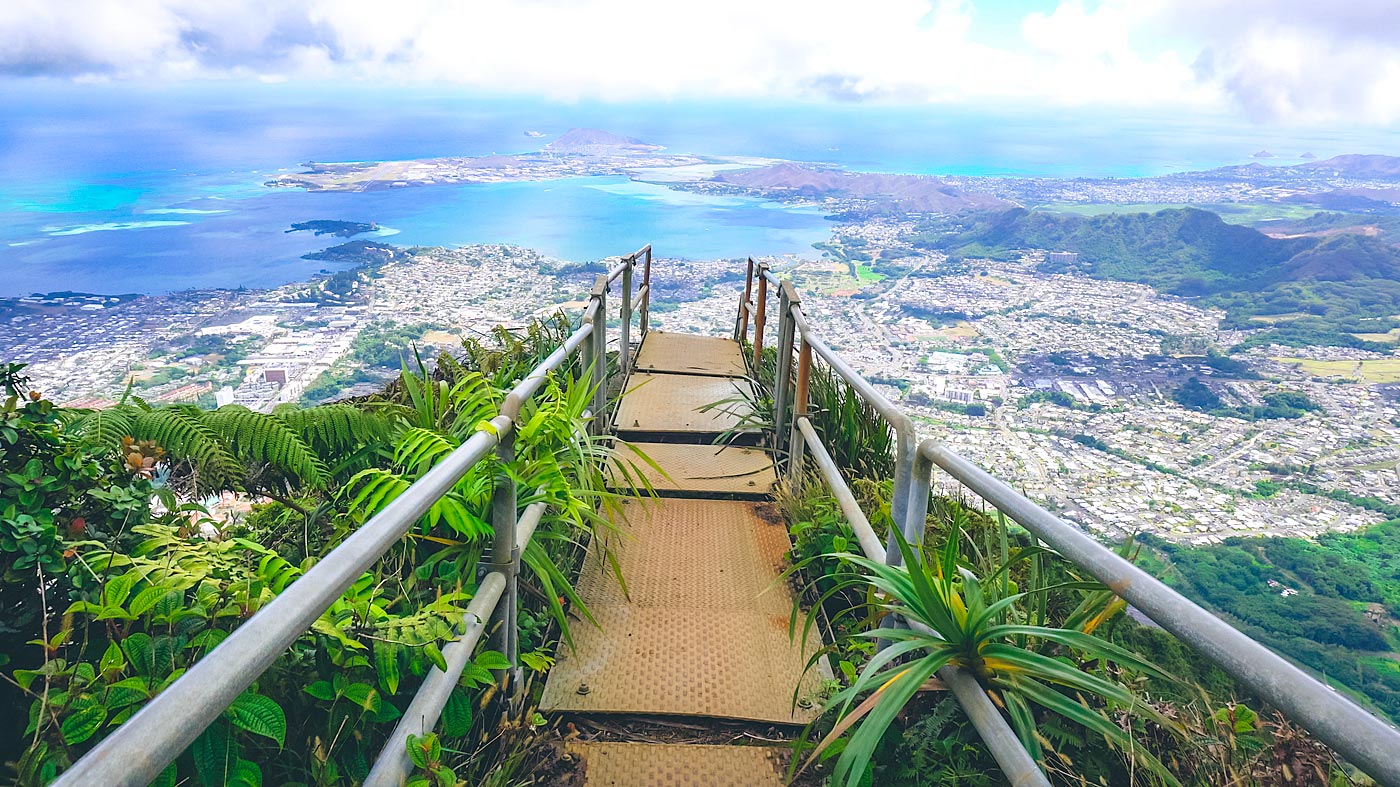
xmin=346 ymin=349 xmax=640 ymax=649
xmin=60 ymin=398 xmax=389 ymax=504
xmin=793 ymin=528 xmax=1184 ymax=787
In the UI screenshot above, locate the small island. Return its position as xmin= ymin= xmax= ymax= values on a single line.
xmin=287 ymin=220 xmax=379 ymax=237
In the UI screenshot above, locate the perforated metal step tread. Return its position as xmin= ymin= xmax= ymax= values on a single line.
xmin=567 ymin=741 xmax=785 ymax=786
xmin=615 ymin=373 xmax=756 ymax=436
xmin=609 ymin=441 xmax=775 ymax=497
xmin=634 ymin=331 xmax=748 ymax=378
xmin=541 ymin=500 xmax=827 ymax=724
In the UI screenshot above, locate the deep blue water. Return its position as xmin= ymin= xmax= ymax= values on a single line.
xmin=4 ymin=82 xmax=1399 ymax=296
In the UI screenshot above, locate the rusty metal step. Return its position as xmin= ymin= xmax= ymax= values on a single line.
xmin=609 ymin=441 xmax=775 ymax=499
xmin=567 ymin=741 xmax=786 ymax=786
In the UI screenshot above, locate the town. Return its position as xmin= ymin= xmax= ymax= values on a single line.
xmin=5 ymin=216 xmax=1399 ymax=547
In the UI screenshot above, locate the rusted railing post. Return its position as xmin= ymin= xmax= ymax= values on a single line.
xmin=772 ymin=281 xmax=798 ymax=465
xmin=788 ymin=338 xmax=811 ymax=479
xmin=752 ymin=262 xmax=769 ymax=367
xmin=640 ymin=246 xmax=652 ymax=338
xmin=619 ymin=255 xmax=633 ymax=376
xmin=590 ymin=275 xmax=608 ymax=434
xmin=734 ymin=257 xmax=755 ymax=342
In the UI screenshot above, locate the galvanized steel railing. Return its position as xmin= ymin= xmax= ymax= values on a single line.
xmin=735 ymin=256 xmax=1400 ymax=787
xmin=52 ymin=245 xmax=653 ymax=787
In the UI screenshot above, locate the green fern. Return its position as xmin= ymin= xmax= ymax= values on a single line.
xmin=62 ymin=401 xmax=390 ymax=497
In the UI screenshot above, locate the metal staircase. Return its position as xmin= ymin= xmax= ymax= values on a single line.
xmin=49 ymin=247 xmax=1400 ymax=787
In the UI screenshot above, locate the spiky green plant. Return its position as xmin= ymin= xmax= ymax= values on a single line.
xmin=346 ymin=347 xmax=645 ymax=648
xmin=795 ymin=529 xmax=1183 ymax=787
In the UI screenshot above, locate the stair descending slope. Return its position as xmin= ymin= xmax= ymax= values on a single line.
xmin=541 ymin=332 xmax=826 ymax=786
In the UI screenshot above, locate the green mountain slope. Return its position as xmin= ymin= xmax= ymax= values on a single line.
xmin=928 ymin=208 xmax=1400 ymax=349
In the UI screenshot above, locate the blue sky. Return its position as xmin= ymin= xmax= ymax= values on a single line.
xmin=3 ymin=1 xmax=1399 ymax=127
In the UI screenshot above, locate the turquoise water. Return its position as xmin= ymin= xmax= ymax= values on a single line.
xmin=5 ymin=83 xmax=1400 ymax=295
xmin=0 ymin=176 xmax=831 ymax=295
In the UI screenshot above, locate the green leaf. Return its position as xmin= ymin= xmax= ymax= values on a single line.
xmin=192 ymin=725 xmax=234 ymax=786
xmin=148 ymin=764 xmax=177 ymax=787
xmin=121 ymin=633 xmax=154 ymax=677
xmin=304 ymin=680 xmax=336 ymax=701
xmin=441 ymin=687 xmax=473 ymax=738
xmin=472 ymin=650 xmax=510 ymax=671
xmin=103 ymin=573 xmax=135 ymax=607
xmin=60 ymin=703 xmax=107 ymax=746
xmin=99 ymin=641 xmax=126 ymax=676
xmin=342 ymin=682 xmax=380 ymax=713
xmin=127 ymin=585 xmax=169 ymax=618
xmin=225 ymin=693 xmax=286 ymax=749
xmin=406 ymin=733 xmax=434 ymax=768
xmin=375 ymin=640 xmax=401 ymax=696
xmin=423 ymin=643 xmax=448 ymax=672
xmin=230 ymin=758 xmax=263 ymax=787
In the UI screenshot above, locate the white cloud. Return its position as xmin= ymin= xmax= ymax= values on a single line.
xmin=2 ymin=0 xmax=1398 ymax=123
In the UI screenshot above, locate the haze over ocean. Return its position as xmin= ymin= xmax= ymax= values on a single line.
xmin=4 ymin=84 xmax=1400 ymax=296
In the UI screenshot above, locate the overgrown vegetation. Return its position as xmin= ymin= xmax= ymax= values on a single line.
xmin=1141 ymin=523 xmax=1400 ymax=723
xmin=765 ymin=354 xmax=1371 ymax=786
xmin=0 ymin=313 xmax=634 ymax=786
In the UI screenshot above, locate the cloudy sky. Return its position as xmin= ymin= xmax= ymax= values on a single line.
xmin=3 ymin=0 xmax=1398 ymax=126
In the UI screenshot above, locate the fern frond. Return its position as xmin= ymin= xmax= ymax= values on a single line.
xmin=61 ymin=404 xmax=139 ymax=454
xmin=205 ymin=405 xmax=328 ymax=489
xmin=131 ymin=405 xmax=246 ymax=493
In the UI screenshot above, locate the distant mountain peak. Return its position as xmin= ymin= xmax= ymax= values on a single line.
xmin=543 ymin=128 xmax=664 ymax=155
xmin=714 ymin=163 xmax=1006 ymax=213
xmin=1296 ymin=153 xmax=1400 ymax=178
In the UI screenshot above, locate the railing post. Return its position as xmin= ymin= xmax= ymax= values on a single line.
xmin=772 ymin=282 xmax=797 ymax=467
xmin=487 ymin=430 xmax=519 ymax=694
xmin=640 ymin=246 xmax=652 ymax=338
xmin=886 ymin=432 xmax=917 ymax=567
xmin=735 ymin=257 xmax=755 ymax=342
xmin=590 ymin=275 xmax=608 ymax=435
xmin=752 ymin=262 xmax=768 ymax=367
xmin=620 ymin=256 xmax=633 ymax=376
xmin=787 ymin=337 xmax=811 ymax=479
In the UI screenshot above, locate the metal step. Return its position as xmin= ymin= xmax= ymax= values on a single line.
xmin=614 ymin=373 xmax=759 ymax=441
xmin=633 ymin=331 xmax=749 ymax=378
xmin=609 ymin=441 xmax=776 ymax=499
xmin=566 ymin=741 xmax=785 ymax=786
xmin=540 ymin=499 xmax=827 ymax=725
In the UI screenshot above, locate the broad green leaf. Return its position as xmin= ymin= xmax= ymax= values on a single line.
xmin=121 ymin=633 xmax=154 ymax=678
xmin=472 ymin=650 xmax=510 ymax=671
xmin=127 ymin=585 xmax=169 ymax=618
xmin=303 ymin=680 xmax=336 ymax=701
xmin=60 ymin=704 xmax=107 ymax=746
xmin=375 ymin=640 xmax=401 ymax=696
xmin=192 ymin=725 xmax=234 ymax=786
xmin=98 ymin=642 xmax=125 ymax=676
xmin=342 ymin=682 xmax=380 ymax=712
xmin=441 ymin=687 xmax=473 ymax=738
xmin=225 ymin=693 xmax=286 ymax=748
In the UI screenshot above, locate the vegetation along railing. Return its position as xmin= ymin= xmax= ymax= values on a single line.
xmin=51 ymin=246 xmax=654 ymax=787
xmin=735 ymin=255 xmax=1400 ymax=787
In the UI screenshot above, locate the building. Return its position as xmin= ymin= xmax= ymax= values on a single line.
xmin=1047 ymin=251 xmax=1080 ymax=265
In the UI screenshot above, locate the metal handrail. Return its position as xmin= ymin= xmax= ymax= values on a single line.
xmin=913 ymin=441 xmax=1400 ymax=786
xmin=792 ymin=413 xmax=1047 ymax=786
xmin=752 ymin=260 xmax=1400 ymax=786
xmin=52 ymin=249 xmax=654 ymax=787
xmin=364 ymin=500 xmax=548 ymax=785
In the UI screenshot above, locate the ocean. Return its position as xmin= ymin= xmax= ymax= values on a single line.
xmin=4 ymin=82 xmax=1399 ymax=296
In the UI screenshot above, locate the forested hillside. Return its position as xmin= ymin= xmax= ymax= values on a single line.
xmin=1141 ymin=521 xmax=1400 ymax=722
xmin=924 ymin=207 xmax=1400 ymax=349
